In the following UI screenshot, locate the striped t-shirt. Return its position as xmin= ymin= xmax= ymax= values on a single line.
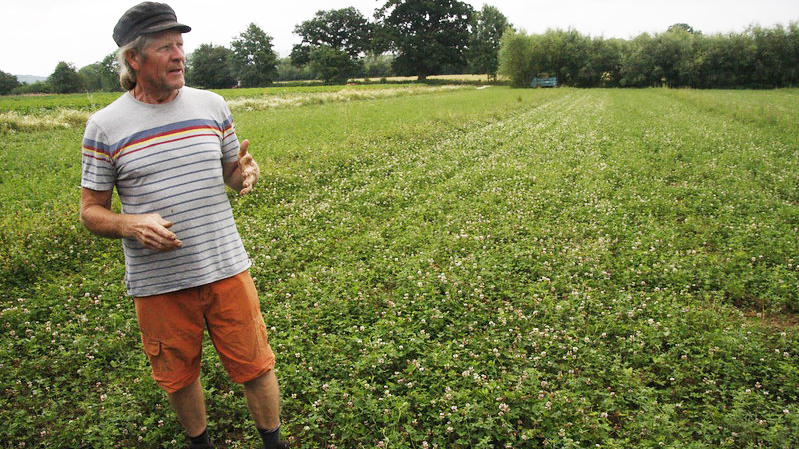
xmin=81 ymin=87 xmax=251 ymax=297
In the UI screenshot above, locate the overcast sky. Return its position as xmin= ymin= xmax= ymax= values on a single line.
xmin=2 ymin=0 xmax=796 ymax=77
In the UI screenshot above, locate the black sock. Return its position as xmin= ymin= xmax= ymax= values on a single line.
xmin=188 ymin=428 xmax=213 ymax=448
xmin=258 ymin=425 xmax=284 ymax=449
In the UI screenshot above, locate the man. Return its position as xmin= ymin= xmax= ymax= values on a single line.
xmin=79 ymin=3 xmax=288 ymax=448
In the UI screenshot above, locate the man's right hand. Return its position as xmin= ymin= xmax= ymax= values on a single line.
xmin=80 ymin=188 xmax=182 ymax=252
xmin=126 ymin=213 xmax=183 ymax=252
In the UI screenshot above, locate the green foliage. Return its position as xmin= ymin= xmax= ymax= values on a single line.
xmin=291 ymin=7 xmax=375 ymax=82
xmin=10 ymin=81 xmax=52 ymax=95
xmin=77 ymin=53 xmax=122 ymax=92
xmin=668 ymin=23 xmax=700 ymax=34
xmin=361 ymin=53 xmax=394 ymax=78
xmin=498 ymin=30 xmax=536 ymax=87
xmin=378 ymin=0 xmax=474 ymax=79
xmin=78 ymin=63 xmax=103 ymax=92
xmin=501 ymin=22 xmax=799 ymax=88
xmin=467 ymin=5 xmax=513 ymax=77
xmin=2 ymin=87 xmax=799 ymax=448
xmin=0 ymin=69 xmax=20 ymax=95
xmin=48 ymin=61 xmax=83 ymax=94
xmin=230 ymin=23 xmax=279 ymax=88
xmin=187 ymin=44 xmax=236 ymax=89
xmin=499 ymin=29 xmax=608 ymax=87
xmin=277 ymin=57 xmax=315 ymax=81
xmin=309 ymin=46 xmax=359 ymax=84
xmin=292 ymin=7 xmax=374 ymax=60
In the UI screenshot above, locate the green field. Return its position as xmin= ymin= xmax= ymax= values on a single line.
xmin=1 ymin=86 xmax=798 ymax=448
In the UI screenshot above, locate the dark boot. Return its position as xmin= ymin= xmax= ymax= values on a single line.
xmin=258 ymin=425 xmax=289 ymax=449
xmin=187 ymin=428 xmax=214 ymax=449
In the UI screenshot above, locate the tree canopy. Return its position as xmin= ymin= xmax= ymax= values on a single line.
xmin=468 ymin=4 xmax=513 ymax=78
xmin=0 ymin=70 xmax=21 ymax=95
xmin=48 ymin=62 xmax=82 ymax=94
xmin=230 ymin=23 xmax=278 ymax=87
xmin=499 ymin=22 xmax=799 ymax=88
xmin=291 ymin=7 xmax=374 ymax=64
xmin=77 ymin=53 xmax=119 ymax=92
xmin=310 ymin=45 xmax=359 ymax=84
xmin=377 ymin=0 xmax=474 ymax=80
xmin=187 ymin=44 xmax=236 ymax=89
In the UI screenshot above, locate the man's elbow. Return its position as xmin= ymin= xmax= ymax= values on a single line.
xmin=79 ymin=204 xmax=99 ymax=233
xmin=79 ymin=188 xmax=113 ymax=230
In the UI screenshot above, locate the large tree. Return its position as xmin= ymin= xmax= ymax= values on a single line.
xmin=310 ymin=45 xmax=359 ymax=84
xmin=48 ymin=62 xmax=83 ymax=94
xmin=230 ymin=23 xmax=278 ymax=87
xmin=467 ymin=4 xmax=512 ymax=79
xmin=377 ymin=0 xmax=474 ymax=80
xmin=186 ymin=44 xmax=236 ymax=89
xmin=291 ymin=7 xmax=374 ymax=68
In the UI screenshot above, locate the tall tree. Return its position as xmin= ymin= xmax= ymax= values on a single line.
xmin=290 ymin=6 xmax=374 ymax=78
xmin=539 ymin=28 xmax=592 ymax=86
xmin=230 ymin=23 xmax=278 ymax=87
xmin=48 ymin=62 xmax=83 ymax=94
xmin=310 ymin=45 xmax=359 ymax=84
xmin=582 ymin=37 xmax=624 ymax=87
xmin=750 ymin=24 xmax=792 ymax=87
xmin=293 ymin=7 xmax=373 ymax=59
xmin=468 ymin=4 xmax=512 ymax=79
xmin=498 ymin=30 xmax=536 ymax=87
xmin=0 ymin=69 xmax=21 ymax=95
xmin=186 ymin=44 xmax=236 ymax=89
xmin=377 ymin=0 xmax=474 ymax=80
xmin=99 ymin=53 xmax=121 ymax=91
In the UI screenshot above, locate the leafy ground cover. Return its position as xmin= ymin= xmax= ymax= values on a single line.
xmin=1 ymin=86 xmax=797 ymax=448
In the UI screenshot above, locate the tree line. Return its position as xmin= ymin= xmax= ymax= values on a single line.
xmin=1 ymin=0 xmax=796 ymax=95
xmin=1 ymin=0 xmax=510 ymax=94
xmin=499 ymin=22 xmax=799 ymax=89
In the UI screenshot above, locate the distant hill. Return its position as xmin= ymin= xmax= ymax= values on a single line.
xmin=16 ymin=75 xmax=47 ymax=84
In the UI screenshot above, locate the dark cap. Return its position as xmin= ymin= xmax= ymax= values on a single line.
xmin=113 ymin=2 xmax=191 ymax=47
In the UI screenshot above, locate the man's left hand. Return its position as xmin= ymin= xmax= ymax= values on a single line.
xmin=238 ymin=139 xmax=260 ymax=195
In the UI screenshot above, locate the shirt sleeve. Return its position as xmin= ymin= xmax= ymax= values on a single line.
xmin=220 ymin=102 xmax=240 ymax=164
xmin=80 ymin=118 xmax=116 ymax=191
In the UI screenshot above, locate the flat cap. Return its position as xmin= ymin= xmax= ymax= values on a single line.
xmin=113 ymin=2 xmax=191 ymax=47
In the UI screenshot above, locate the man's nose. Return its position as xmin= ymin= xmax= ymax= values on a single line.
xmin=170 ymin=45 xmax=185 ymax=61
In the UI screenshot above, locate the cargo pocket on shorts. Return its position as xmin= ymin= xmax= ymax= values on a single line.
xmin=142 ymin=338 xmax=170 ymax=377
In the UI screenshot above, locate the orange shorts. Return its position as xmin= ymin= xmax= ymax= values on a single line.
xmin=134 ymin=270 xmax=275 ymax=393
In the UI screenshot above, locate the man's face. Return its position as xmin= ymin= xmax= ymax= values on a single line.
xmin=132 ymin=30 xmax=185 ymax=95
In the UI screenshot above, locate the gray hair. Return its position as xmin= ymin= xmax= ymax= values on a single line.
xmin=116 ymin=34 xmax=154 ymax=91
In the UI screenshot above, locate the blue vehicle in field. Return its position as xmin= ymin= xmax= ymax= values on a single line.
xmin=530 ymin=77 xmax=557 ymax=88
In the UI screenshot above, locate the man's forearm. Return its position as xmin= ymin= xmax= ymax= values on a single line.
xmin=80 ymin=188 xmax=182 ymax=251
xmin=80 ymin=203 xmax=130 ymax=240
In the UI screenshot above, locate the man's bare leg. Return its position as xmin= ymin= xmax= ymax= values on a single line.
xmin=167 ymin=377 xmax=208 ymax=438
xmin=243 ymin=369 xmax=281 ymax=430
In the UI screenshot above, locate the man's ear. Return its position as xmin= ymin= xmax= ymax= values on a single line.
xmin=126 ymin=50 xmax=142 ymax=72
